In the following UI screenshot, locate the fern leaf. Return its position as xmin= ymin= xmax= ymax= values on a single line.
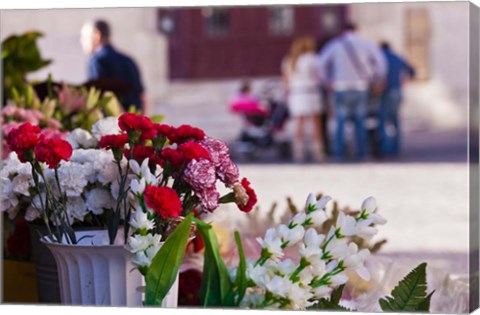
xmin=379 ymin=263 xmax=431 ymax=312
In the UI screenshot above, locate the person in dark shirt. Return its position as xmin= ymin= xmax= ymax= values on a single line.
xmin=379 ymin=41 xmax=415 ymax=156
xmin=80 ymin=20 xmax=146 ymax=113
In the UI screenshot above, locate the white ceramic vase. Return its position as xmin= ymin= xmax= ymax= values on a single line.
xmin=41 ymin=230 xmax=178 ymax=307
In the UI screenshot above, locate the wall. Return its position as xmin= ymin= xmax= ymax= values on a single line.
xmin=349 ymin=2 xmax=470 ymax=129
xmin=0 ymin=8 xmax=169 ymax=103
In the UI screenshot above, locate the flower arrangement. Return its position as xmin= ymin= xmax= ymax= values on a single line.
xmin=1 ymin=113 xmax=257 ymax=269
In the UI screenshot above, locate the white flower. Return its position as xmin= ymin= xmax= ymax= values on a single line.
xmin=25 ymin=206 xmax=41 ymax=221
xmin=305 ymin=193 xmax=332 ymax=212
xmin=360 ymin=196 xmax=387 ymax=226
xmin=312 ymin=286 xmax=332 ymax=299
xmin=12 ymin=173 xmax=33 ymax=196
xmin=276 ymin=224 xmax=305 ymax=247
xmin=277 ymin=259 xmax=296 ymax=276
xmin=256 ymin=228 xmax=284 ymax=262
xmin=66 ymin=197 xmax=88 ymax=222
xmin=66 ymin=128 xmax=97 ymax=149
xmin=299 ymin=228 xmax=325 ymax=266
xmin=91 ymin=117 xmax=120 ymax=140
xmin=0 ymin=177 xmax=18 ymax=212
xmin=85 ymin=188 xmax=115 ymax=215
xmin=247 ymin=261 xmax=276 ymax=289
xmin=127 ymin=233 xmax=162 ymax=254
xmin=266 ymin=275 xmax=290 ymax=298
xmin=56 ymin=162 xmax=92 ymax=197
xmin=289 ymin=212 xmax=307 ymax=227
xmin=239 ymin=292 xmax=265 ymax=308
xmin=286 ymin=282 xmax=314 ymax=310
xmin=306 ymin=210 xmax=327 ymax=228
xmin=336 ymin=211 xmax=357 ymax=237
xmin=130 ymin=208 xmax=155 ymax=231
xmin=330 ymin=273 xmax=349 ymax=286
xmin=343 ymin=243 xmax=371 ymax=281
xmin=130 ymin=178 xmax=147 ymax=195
xmin=132 ymin=251 xmax=151 ymax=267
xmin=361 ymin=196 xmax=376 ymax=213
xmin=0 ymin=152 xmax=22 ymax=177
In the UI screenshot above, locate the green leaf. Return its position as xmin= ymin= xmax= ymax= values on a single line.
xmin=194 ymin=218 xmax=233 ymax=307
xmin=379 ymin=262 xmax=433 ymax=312
xmin=417 ymin=290 xmax=435 ymax=311
xmin=331 ymin=284 xmax=345 ymax=304
xmin=150 ymin=115 xmax=165 ymax=123
xmin=144 ymin=213 xmax=193 ymax=306
xmin=233 ymin=230 xmax=247 ymax=305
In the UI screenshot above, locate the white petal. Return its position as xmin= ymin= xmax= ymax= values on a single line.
xmin=361 ymin=196 xmax=377 ymax=213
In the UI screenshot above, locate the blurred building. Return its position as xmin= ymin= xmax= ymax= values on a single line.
xmin=0 ymin=2 xmax=473 ymax=139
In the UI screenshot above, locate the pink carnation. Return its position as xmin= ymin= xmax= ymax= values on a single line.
xmin=217 ymin=158 xmax=239 ymax=188
xmin=197 ymin=187 xmax=220 ymax=212
xmin=199 ymin=137 xmax=230 ymax=167
xmin=183 ymin=159 xmax=217 ymax=191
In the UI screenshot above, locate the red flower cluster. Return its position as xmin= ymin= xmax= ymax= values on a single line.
xmin=237 ymin=178 xmax=257 ymax=213
xmin=161 ymin=141 xmax=210 ymax=168
xmin=144 ymin=185 xmax=183 ymax=220
xmin=6 ymin=123 xmax=41 ymax=162
xmin=118 ymin=113 xmax=155 ymax=141
xmin=169 ymin=125 xmax=206 ymax=144
xmin=127 ymin=145 xmax=156 ymax=163
xmin=34 ymin=138 xmax=73 ymax=169
xmin=98 ymin=134 xmax=129 ymax=150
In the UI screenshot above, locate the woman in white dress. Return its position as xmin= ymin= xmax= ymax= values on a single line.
xmin=282 ymin=36 xmax=324 ymax=162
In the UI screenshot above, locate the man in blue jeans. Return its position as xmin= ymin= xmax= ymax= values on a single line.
xmin=318 ymin=23 xmax=387 ymax=160
xmin=80 ymin=20 xmax=147 ymax=113
xmin=379 ymin=42 xmax=415 ymax=156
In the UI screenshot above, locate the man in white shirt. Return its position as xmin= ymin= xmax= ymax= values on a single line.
xmin=318 ymin=23 xmax=387 ymax=160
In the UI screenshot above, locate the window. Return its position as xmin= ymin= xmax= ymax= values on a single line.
xmin=405 ymin=8 xmax=430 ymax=80
xmin=268 ymin=6 xmax=295 ymax=36
xmin=203 ymin=8 xmax=230 ymax=37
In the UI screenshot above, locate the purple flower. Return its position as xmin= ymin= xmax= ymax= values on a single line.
xmin=217 ymin=158 xmax=239 ymax=188
xmin=199 ymin=137 xmax=229 ymax=167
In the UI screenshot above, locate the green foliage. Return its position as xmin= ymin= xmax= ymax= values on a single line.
xmin=2 ymin=32 xmax=51 ymax=100
xmin=144 ymin=213 xmax=193 ymax=306
xmin=232 ymin=230 xmax=247 ymax=305
xmin=194 ymin=218 xmax=233 ymax=307
xmin=379 ymin=262 xmax=434 ymax=312
xmin=309 ymin=284 xmax=352 ymax=311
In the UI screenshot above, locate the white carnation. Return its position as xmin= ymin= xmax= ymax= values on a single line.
xmin=67 ymin=197 xmax=88 ymax=222
xmin=0 ymin=177 xmax=19 ymax=212
xmin=56 ymin=162 xmax=92 ymax=197
xmin=91 ymin=117 xmax=120 ymax=140
xmin=0 ymin=152 xmax=23 ymax=177
xmin=66 ymin=129 xmax=98 ymax=149
xmin=85 ymin=188 xmax=115 ymax=215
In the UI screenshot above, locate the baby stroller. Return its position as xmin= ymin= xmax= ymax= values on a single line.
xmin=229 ymin=80 xmax=291 ymax=160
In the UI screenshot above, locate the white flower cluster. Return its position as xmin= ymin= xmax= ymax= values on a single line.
xmin=0 ymin=128 xmax=123 ymax=224
xmin=126 ymin=159 xmax=162 ymax=271
xmin=242 ymin=194 xmax=386 ymax=310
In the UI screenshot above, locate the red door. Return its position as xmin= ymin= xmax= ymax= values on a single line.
xmin=158 ymin=5 xmax=347 ymax=79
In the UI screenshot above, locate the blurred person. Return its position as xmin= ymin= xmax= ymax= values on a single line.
xmin=80 ymin=20 xmax=148 ymax=113
xmin=282 ymin=36 xmax=325 ymax=163
xmin=378 ymin=41 xmax=415 ymax=156
xmin=318 ymin=23 xmax=387 ymax=160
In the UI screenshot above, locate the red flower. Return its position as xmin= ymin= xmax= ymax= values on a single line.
xmin=153 ymin=124 xmax=174 ymax=140
xmin=118 ymin=113 xmax=155 ymax=141
xmin=178 ymin=141 xmax=210 ymax=161
xmin=98 ymin=134 xmax=129 ymax=150
xmin=178 ymin=269 xmax=202 ymax=306
xmin=144 ymin=185 xmax=183 ymax=220
xmin=237 ymin=178 xmax=257 ymax=213
xmin=169 ymin=125 xmax=206 ymax=144
xmin=161 ymin=147 xmax=185 ymax=168
xmin=126 ymin=145 xmax=156 ymax=163
xmin=6 ymin=123 xmax=41 ymax=162
xmin=34 ymin=138 xmax=73 ymax=169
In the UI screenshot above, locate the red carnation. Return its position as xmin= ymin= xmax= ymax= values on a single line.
xmin=144 ymin=185 xmax=183 ymax=220
xmin=169 ymin=125 xmax=206 ymax=144
xmin=153 ymin=124 xmax=175 ymax=140
xmin=178 ymin=141 xmax=210 ymax=161
xmin=6 ymin=123 xmax=41 ymax=162
xmin=237 ymin=178 xmax=257 ymax=213
xmin=161 ymin=147 xmax=185 ymax=168
xmin=98 ymin=134 xmax=129 ymax=150
xmin=34 ymin=138 xmax=73 ymax=169
xmin=126 ymin=145 xmax=156 ymax=163
xmin=118 ymin=113 xmax=155 ymax=141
